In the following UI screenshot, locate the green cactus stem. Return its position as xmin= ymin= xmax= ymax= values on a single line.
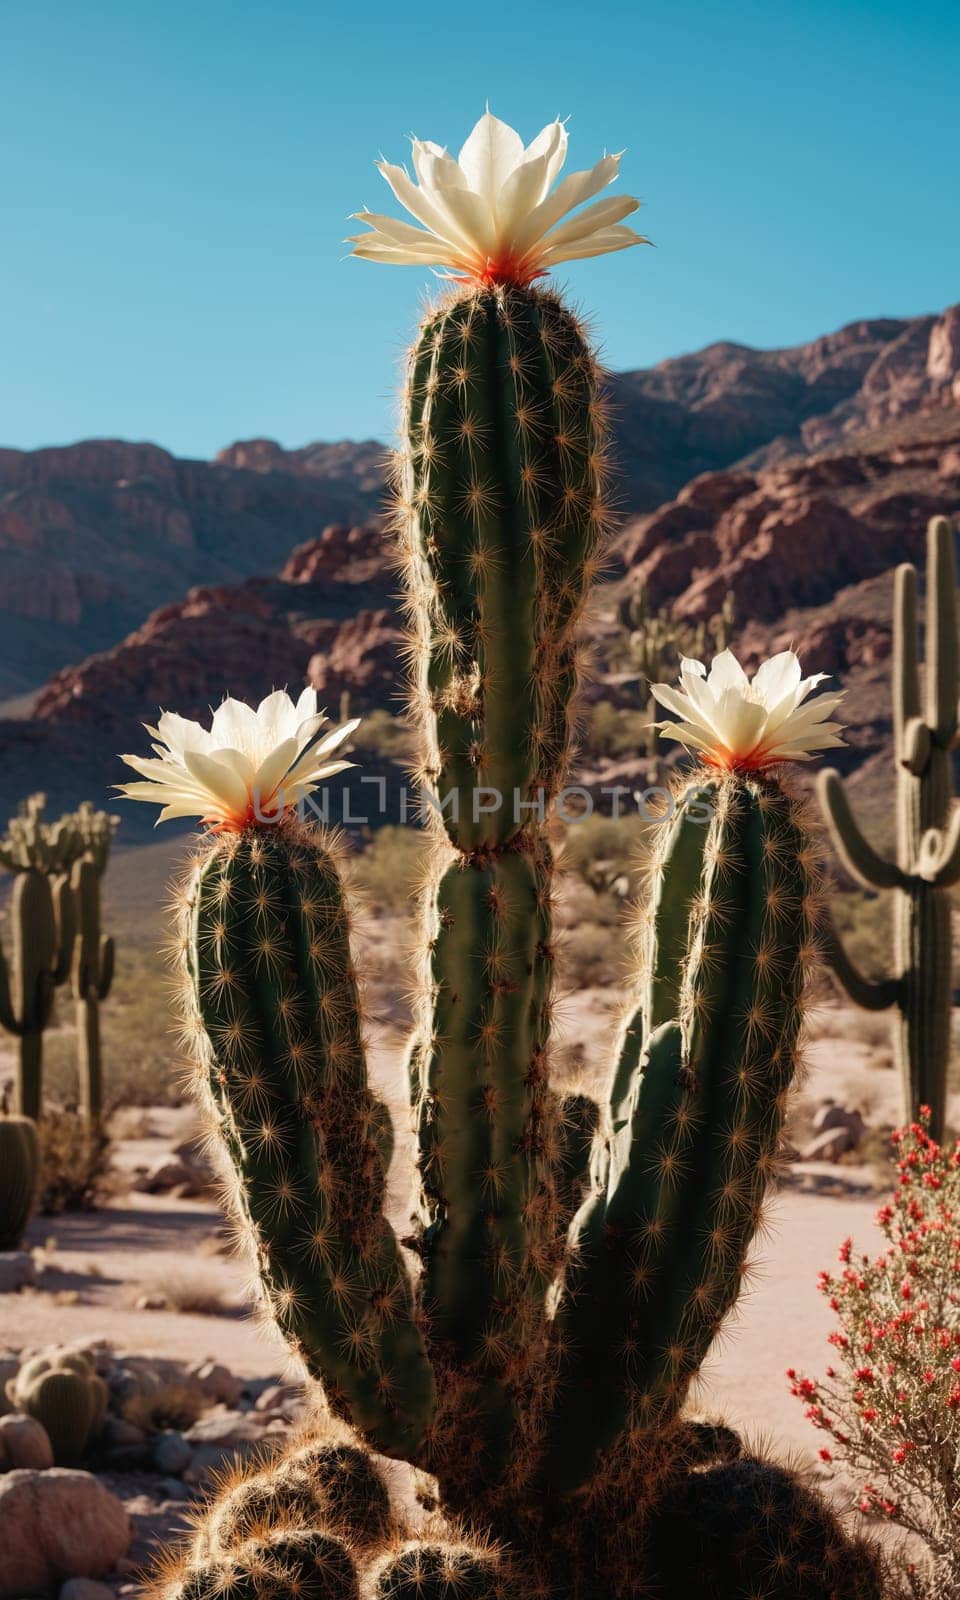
xmin=178 ymin=819 xmax=434 ymax=1458
xmin=0 ymin=869 xmax=74 ymax=1119
xmin=400 ymin=281 xmax=609 ymax=1489
xmin=819 ymin=515 xmax=960 ymax=1138
xmin=71 ymin=856 xmax=115 ymax=1123
xmin=541 ymin=773 xmax=819 ymax=1490
xmin=0 ymin=1114 xmax=39 ymax=1248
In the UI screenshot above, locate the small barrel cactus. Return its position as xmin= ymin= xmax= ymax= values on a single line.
xmin=373 ymin=1543 xmax=504 ymax=1600
xmin=0 ymin=1114 xmax=40 ymax=1249
xmin=7 ymin=1346 xmax=108 ymax=1463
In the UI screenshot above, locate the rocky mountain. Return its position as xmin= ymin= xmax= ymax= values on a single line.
xmin=0 ymin=439 xmax=385 ymax=701
xmin=2 ymin=299 xmax=959 ymax=834
xmin=3 ymin=302 xmax=957 ymax=704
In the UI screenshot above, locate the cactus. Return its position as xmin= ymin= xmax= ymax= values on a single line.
xmin=644 ymin=1455 xmax=888 ymax=1599
xmin=818 ymin=514 xmax=960 ymax=1139
xmin=0 ymin=868 xmax=74 ymax=1118
xmin=139 ymin=117 xmax=880 ymax=1594
xmin=374 ymin=1544 xmax=504 ymax=1600
xmin=71 ymin=855 xmax=115 ymax=1122
xmin=175 ymin=1532 xmax=359 ymax=1600
xmin=538 ymin=771 xmax=820 ymax=1491
xmin=0 ymin=794 xmax=118 ymax=877
xmin=7 ymin=1346 xmax=107 ymax=1463
xmin=179 ymin=822 xmax=435 ymax=1459
xmin=0 ymin=1113 xmax=39 ymax=1248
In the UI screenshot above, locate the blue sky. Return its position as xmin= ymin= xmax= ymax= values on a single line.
xmin=2 ymin=0 xmax=958 ymax=459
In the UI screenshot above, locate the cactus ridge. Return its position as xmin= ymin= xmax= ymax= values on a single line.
xmin=819 ymin=514 xmax=960 ymax=1138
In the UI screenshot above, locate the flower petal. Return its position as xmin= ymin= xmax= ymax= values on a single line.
xmin=751 ymin=651 xmax=802 ymax=709
xmin=511 ymin=153 xmax=624 ymax=252
xmin=183 ymin=750 xmax=251 ymax=818
xmin=458 ymin=111 xmax=525 ymax=206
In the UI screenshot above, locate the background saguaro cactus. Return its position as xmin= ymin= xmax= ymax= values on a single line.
xmin=0 ymin=868 xmax=74 ymax=1119
xmin=70 ymin=855 xmax=115 ymax=1122
xmin=0 ymin=794 xmax=118 ymax=1120
xmin=818 ymin=514 xmax=960 ymax=1139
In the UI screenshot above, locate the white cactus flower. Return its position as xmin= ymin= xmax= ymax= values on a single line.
xmin=118 ymin=688 xmax=358 ymax=829
xmin=652 ymin=649 xmax=845 ymax=771
xmin=348 ymin=109 xmax=648 ymax=285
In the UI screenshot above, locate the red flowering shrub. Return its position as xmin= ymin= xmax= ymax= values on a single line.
xmin=789 ymin=1109 xmax=960 ymax=1590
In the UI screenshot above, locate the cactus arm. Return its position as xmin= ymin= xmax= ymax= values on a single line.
xmin=185 ymin=826 xmax=434 ymax=1458
xmin=51 ymin=875 xmax=76 ymax=986
xmin=817 ymin=769 xmax=904 ymax=890
xmin=609 ymin=788 xmax=713 ymax=1127
xmin=918 ymin=809 xmax=960 ymax=887
xmin=900 ymin=715 xmax=932 ymax=775
xmin=893 ymin=561 xmax=920 ymax=759
xmin=96 ymin=934 xmax=115 ymax=999
xmin=818 ymin=912 xmax=898 ymax=1011
xmin=925 ymin=516 xmax=959 ymax=744
xmin=0 ymin=940 xmax=24 ymax=1035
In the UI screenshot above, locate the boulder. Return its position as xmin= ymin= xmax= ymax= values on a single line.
xmin=151 ymin=1431 xmax=192 ymax=1476
xmin=0 ymin=1414 xmax=55 ymax=1471
xmin=186 ymin=1361 xmax=241 ymax=1408
xmin=811 ymin=1101 xmax=866 ymax=1146
xmin=0 ymin=1469 xmax=130 ymax=1596
xmin=0 ymin=1252 xmax=36 ymax=1294
xmin=60 ymin=1581 xmax=116 ymax=1600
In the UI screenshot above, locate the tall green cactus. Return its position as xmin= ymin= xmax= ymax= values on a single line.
xmin=399 ymin=282 xmax=606 ymax=1484
xmin=156 ymin=283 xmax=839 ymax=1600
xmin=142 ymin=108 xmax=882 ymax=1597
xmin=71 ymin=856 xmax=115 ymax=1122
xmin=0 ymin=869 xmax=74 ymax=1119
xmin=818 ymin=514 xmax=960 ymax=1139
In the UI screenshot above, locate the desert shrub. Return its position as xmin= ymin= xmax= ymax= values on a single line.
xmin=351 ymin=826 xmax=430 ymax=910
xmin=352 ymin=709 xmax=416 ymax=763
xmin=559 ymin=810 xmax=652 ymax=884
xmin=583 ymin=700 xmax=653 ymax=762
xmin=829 ymin=889 xmax=893 ymax=983
xmin=789 ymin=1110 xmax=960 ymax=1592
xmin=38 ymin=1109 xmax=111 ymax=1214
xmin=122 ymin=1379 xmax=206 ymax=1432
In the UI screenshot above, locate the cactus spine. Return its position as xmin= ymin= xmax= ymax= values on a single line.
xmin=0 ymin=1114 xmax=40 ymax=1248
xmin=71 ymin=855 xmax=115 ymax=1122
xmin=0 ymin=869 xmax=74 ymax=1119
xmin=819 ymin=514 xmax=960 ymax=1139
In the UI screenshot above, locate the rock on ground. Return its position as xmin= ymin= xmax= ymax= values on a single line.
xmin=0 ymin=1413 xmax=54 ymax=1470
xmin=0 ymin=1253 xmax=36 ymax=1295
xmin=0 ymin=1469 xmax=131 ymax=1597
